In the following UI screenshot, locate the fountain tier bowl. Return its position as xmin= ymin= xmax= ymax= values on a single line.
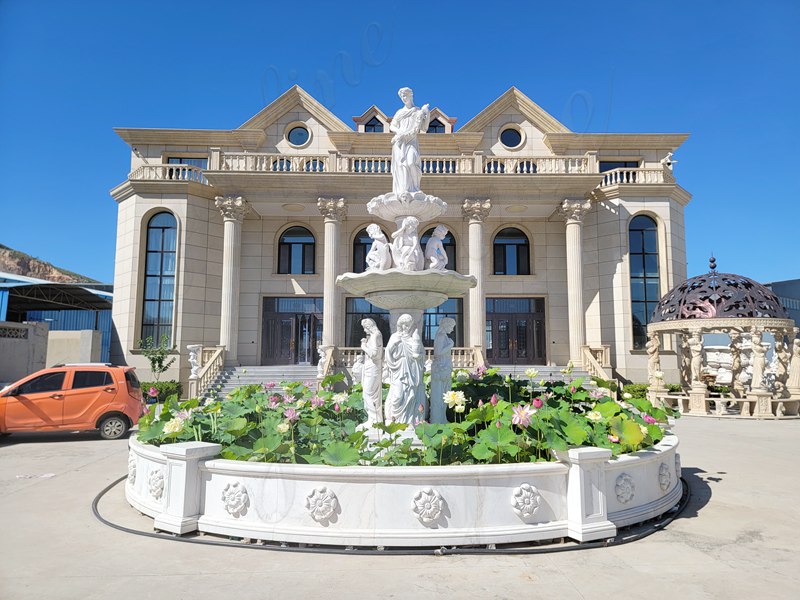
xmin=127 ymin=435 xmax=682 ymax=546
xmin=367 ymin=191 xmax=447 ymax=225
xmin=336 ymin=269 xmax=476 ymax=310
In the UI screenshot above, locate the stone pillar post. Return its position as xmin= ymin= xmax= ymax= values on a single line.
xmin=153 ymin=441 xmax=221 ymax=534
xmin=559 ymin=198 xmax=592 ymax=365
xmin=215 ymin=196 xmax=248 ymax=366
xmin=462 ymin=199 xmax=492 ymax=360
xmin=565 ymin=447 xmax=617 ymax=542
xmin=318 ymin=198 xmax=347 ymax=351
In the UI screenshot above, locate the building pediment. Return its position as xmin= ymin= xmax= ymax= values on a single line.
xmin=459 ymin=87 xmax=571 ymax=135
xmin=239 ymin=85 xmax=351 ymax=133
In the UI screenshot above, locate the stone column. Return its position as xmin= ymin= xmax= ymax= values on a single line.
xmin=787 ymin=331 xmax=800 ymax=399
xmin=318 ymin=198 xmax=347 ymax=351
xmin=462 ymin=199 xmax=492 ymax=360
xmin=559 ymin=198 xmax=592 ymax=365
xmin=215 ymin=196 xmax=248 ymax=366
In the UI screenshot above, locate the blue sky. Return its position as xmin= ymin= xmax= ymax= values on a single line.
xmin=1 ymin=0 xmax=798 ymax=284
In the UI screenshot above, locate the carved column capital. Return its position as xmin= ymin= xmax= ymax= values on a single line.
xmin=559 ymin=198 xmax=592 ymax=225
xmin=462 ymin=198 xmax=492 ymax=222
xmin=215 ymin=195 xmax=248 ymax=222
xmin=317 ymin=197 xmax=347 ymax=222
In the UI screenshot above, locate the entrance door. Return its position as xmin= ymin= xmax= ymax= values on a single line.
xmin=261 ymin=297 xmax=323 ymax=366
xmin=485 ymin=298 xmax=546 ymax=365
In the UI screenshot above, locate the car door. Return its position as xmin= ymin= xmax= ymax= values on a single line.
xmin=2 ymin=371 xmax=67 ymax=430
xmin=62 ymin=370 xmax=115 ymax=427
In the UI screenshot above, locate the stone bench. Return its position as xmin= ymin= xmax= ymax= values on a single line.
xmin=737 ymin=398 xmax=800 ymax=418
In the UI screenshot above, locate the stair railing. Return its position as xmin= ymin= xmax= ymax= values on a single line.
xmin=188 ymin=345 xmax=226 ymax=398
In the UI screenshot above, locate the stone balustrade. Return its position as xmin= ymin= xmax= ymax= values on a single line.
xmin=601 ymin=167 xmax=673 ymax=187
xmin=129 ymin=164 xmax=208 ymax=184
xmin=337 ymin=346 xmax=476 ymax=369
xmin=222 ymin=153 xmax=329 ymax=172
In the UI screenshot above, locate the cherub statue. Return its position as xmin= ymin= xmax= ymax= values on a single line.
xmin=424 ymin=224 xmax=449 ymax=270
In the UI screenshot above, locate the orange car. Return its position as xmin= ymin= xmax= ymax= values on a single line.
xmin=0 ymin=364 xmax=144 ymax=439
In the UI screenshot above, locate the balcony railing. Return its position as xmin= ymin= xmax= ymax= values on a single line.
xmin=337 ymin=347 xmax=477 ymax=369
xmin=129 ymin=164 xmax=208 ymax=184
xmin=600 ymin=167 xmax=674 ymax=187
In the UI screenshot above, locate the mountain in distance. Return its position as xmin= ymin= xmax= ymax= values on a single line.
xmin=0 ymin=243 xmax=98 ymax=284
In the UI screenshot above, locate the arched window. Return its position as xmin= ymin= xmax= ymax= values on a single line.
xmin=364 ymin=116 xmax=384 ymax=133
xmin=142 ymin=212 xmax=177 ymax=345
xmin=629 ymin=215 xmax=659 ymax=349
xmin=421 ymin=227 xmax=457 ymax=271
xmin=493 ymin=228 xmax=530 ymax=275
xmin=303 ymin=159 xmax=324 ymax=172
xmin=272 ymin=159 xmax=292 ymax=172
xmin=278 ymin=226 xmax=315 ymax=274
xmin=427 ymin=118 xmax=445 ymax=134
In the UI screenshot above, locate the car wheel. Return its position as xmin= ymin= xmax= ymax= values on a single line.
xmin=99 ymin=415 xmax=129 ymax=440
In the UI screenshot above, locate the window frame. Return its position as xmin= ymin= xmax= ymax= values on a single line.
xmin=492 ymin=227 xmax=531 ymax=276
xmin=277 ymin=226 xmax=316 ymax=275
xmin=141 ymin=211 xmax=178 ymax=346
xmin=628 ymin=214 xmax=660 ymax=350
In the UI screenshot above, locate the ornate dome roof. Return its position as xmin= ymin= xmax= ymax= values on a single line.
xmin=650 ymin=258 xmax=789 ymax=323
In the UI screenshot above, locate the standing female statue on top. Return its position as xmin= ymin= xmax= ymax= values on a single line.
xmin=365 ymin=224 xmax=393 ymax=271
xmin=383 ymin=314 xmax=425 ymax=424
xmin=390 ymin=87 xmax=430 ymax=197
xmin=359 ymin=318 xmax=384 ymax=427
xmin=429 ymin=318 xmax=456 ymax=424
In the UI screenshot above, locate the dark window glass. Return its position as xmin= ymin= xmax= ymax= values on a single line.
xmin=493 ymin=228 xmax=530 ymax=275
xmin=272 ymin=159 xmax=292 ymax=172
xmin=125 ymin=370 xmax=141 ymax=389
xmin=141 ymin=211 xmax=177 ymax=345
xmin=500 ymin=128 xmax=522 ymax=148
xmin=420 ymin=227 xmax=457 ymax=271
xmin=345 ymin=298 xmax=463 ymax=347
xmin=288 ymin=126 xmax=310 ymax=146
xmin=352 ymin=228 xmax=389 ymax=273
xmin=18 ymin=372 xmax=66 ymax=395
xmin=427 ymin=118 xmax=445 ymax=134
xmin=599 ymin=160 xmax=639 ymax=172
xmin=278 ymin=227 xmax=315 ymax=274
xmin=364 ymin=117 xmax=384 ymax=133
xmin=72 ymin=371 xmax=113 ymax=389
xmin=167 ymin=157 xmax=208 ymax=169
xmin=629 ymin=215 xmax=659 ymax=349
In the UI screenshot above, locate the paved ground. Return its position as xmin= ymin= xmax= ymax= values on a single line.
xmin=0 ymin=417 xmax=798 ymax=600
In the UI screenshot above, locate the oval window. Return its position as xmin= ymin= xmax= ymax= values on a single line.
xmin=288 ymin=126 xmax=310 ymax=146
xmin=500 ymin=128 xmax=522 ymax=149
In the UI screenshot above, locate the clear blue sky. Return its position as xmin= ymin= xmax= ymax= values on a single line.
xmin=1 ymin=0 xmax=798 ymax=284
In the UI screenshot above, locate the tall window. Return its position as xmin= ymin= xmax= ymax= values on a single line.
xmin=278 ymin=227 xmax=315 ymax=274
xmin=142 ymin=212 xmax=177 ymax=345
xmin=427 ymin=118 xmax=445 ymax=133
xmin=493 ymin=228 xmax=530 ymax=275
xmin=629 ymin=215 xmax=659 ymax=349
xmin=364 ymin=116 xmax=384 ymax=132
xmin=420 ymin=227 xmax=457 ymax=271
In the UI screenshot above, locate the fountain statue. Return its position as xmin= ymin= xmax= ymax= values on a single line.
xmin=337 ymin=87 xmax=476 ymax=428
xmin=359 ymin=318 xmax=384 ymax=427
xmin=429 ymin=318 xmax=456 ymax=424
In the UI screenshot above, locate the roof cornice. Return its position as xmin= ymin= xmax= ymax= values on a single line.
xmin=544 ymin=133 xmax=690 ymax=153
xmin=114 ymin=127 xmax=266 ymax=149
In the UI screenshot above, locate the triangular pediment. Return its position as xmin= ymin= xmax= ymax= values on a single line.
xmin=353 ymin=105 xmax=389 ymax=125
xmin=239 ymin=85 xmax=351 ymax=133
xmin=459 ymin=87 xmax=570 ymax=134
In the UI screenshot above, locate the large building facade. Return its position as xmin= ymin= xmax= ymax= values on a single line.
xmin=110 ymin=86 xmax=691 ymax=387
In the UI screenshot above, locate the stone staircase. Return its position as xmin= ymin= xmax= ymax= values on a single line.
xmin=204 ymin=365 xmax=319 ymax=399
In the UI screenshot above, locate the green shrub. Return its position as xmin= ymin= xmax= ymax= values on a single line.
xmin=666 ymin=383 xmax=683 ymax=393
xmin=142 ymin=380 xmax=183 ymax=403
xmin=622 ymin=383 xmax=649 ymax=399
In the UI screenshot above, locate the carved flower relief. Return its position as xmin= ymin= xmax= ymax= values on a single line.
xmin=306 ymin=487 xmax=338 ymax=522
xmin=127 ymin=455 xmax=137 ymax=486
xmin=675 ymin=453 xmax=682 ymax=477
xmin=658 ymin=462 xmax=672 ymax=492
xmin=148 ymin=469 xmax=165 ymax=501
xmin=412 ymin=488 xmax=444 ymax=526
xmin=511 ymin=483 xmax=541 ymax=519
xmin=615 ymin=473 xmax=635 ymax=504
xmin=221 ymin=482 xmax=249 ymax=518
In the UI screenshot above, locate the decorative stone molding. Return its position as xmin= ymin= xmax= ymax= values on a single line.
xmin=658 ymin=462 xmax=672 ymax=492
xmin=214 ymin=195 xmax=248 ymax=222
xmin=461 ymin=198 xmax=492 ymax=222
xmin=558 ymin=198 xmax=592 ymax=224
xmin=305 ymin=487 xmax=339 ymax=522
xmin=221 ymin=481 xmax=249 ymax=518
xmin=615 ymin=473 xmax=635 ymax=504
xmin=148 ymin=469 xmax=165 ymax=501
xmin=127 ymin=455 xmax=137 ymax=486
xmin=412 ymin=488 xmax=444 ymax=525
xmin=317 ymin=197 xmax=347 ymax=222
xmin=511 ymin=483 xmax=541 ymax=519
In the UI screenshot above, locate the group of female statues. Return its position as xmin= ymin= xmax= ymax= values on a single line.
xmin=359 ymin=315 xmax=455 ymax=427
xmin=365 ymin=221 xmax=449 ymax=272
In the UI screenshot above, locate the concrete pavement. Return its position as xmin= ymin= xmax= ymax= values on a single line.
xmin=1 ymin=417 xmax=798 ymax=599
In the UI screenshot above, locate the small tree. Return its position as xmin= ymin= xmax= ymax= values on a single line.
xmin=139 ymin=334 xmax=176 ymax=382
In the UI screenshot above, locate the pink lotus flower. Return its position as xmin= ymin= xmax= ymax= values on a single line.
xmin=148 ymin=387 xmax=158 ymax=398
xmin=643 ymin=415 xmax=657 ymax=425
xmin=310 ymin=395 xmax=325 ymax=408
xmin=511 ymin=404 xmax=535 ymax=428
xmin=532 ymin=397 xmax=543 ymax=409
xmin=303 ymin=380 xmax=315 ymax=388
xmin=418 ymin=404 xmax=425 ymax=413
xmin=333 ymin=403 xmax=340 ymax=413
xmin=268 ymin=395 xmax=280 ymax=409
xmin=477 ymin=400 xmax=484 ymax=408
xmin=608 ymin=434 xmax=620 ymax=443
xmin=490 ymin=394 xmax=499 ymax=406
xmin=264 ymin=381 xmax=277 ymax=390
xmin=284 ymin=408 xmax=300 ymax=422
xmin=495 ymin=420 xmax=502 ymax=429
xmin=283 ymin=394 xmax=296 ymax=404
xmin=570 ymin=386 xmax=576 ymax=394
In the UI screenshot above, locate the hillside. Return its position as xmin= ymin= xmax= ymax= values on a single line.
xmin=0 ymin=244 xmax=98 ymax=284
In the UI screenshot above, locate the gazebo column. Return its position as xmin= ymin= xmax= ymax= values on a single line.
xmin=559 ymin=198 xmax=592 ymax=365
xmin=317 ymin=198 xmax=347 ymax=367
xmin=729 ymin=331 xmax=745 ymax=398
xmin=787 ymin=328 xmax=800 ymax=400
xmin=215 ymin=195 xmax=249 ymax=366
xmin=747 ymin=328 xmax=773 ymax=417
xmin=687 ymin=330 xmax=709 ymax=415
xmin=462 ymin=199 xmax=492 ymax=364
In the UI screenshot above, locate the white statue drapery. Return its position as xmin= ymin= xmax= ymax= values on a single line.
xmin=390 ymin=87 xmax=430 ymax=197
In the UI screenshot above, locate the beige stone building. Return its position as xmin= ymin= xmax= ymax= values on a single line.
xmin=109 ymin=86 xmax=690 ymax=390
